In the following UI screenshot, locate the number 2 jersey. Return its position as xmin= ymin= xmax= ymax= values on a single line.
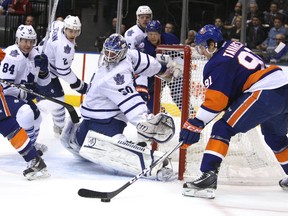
xmin=80 ymin=49 xmax=162 ymax=126
xmin=196 ymin=40 xmax=288 ymax=124
xmin=41 ymin=20 xmax=79 ymax=85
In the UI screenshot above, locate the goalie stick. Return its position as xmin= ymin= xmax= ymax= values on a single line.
xmin=0 ymin=79 xmax=79 ymax=123
xmin=77 ymin=141 xmax=183 ymax=200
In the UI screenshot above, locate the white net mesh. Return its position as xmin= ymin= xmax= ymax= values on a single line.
xmin=155 ymin=45 xmax=285 ymax=185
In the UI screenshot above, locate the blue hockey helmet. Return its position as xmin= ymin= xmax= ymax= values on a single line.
xmin=146 ymin=20 xmax=162 ymax=34
xmin=195 ymin=24 xmax=223 ymax=46
xmin=103 ymin=33 xmax=128 ymax=63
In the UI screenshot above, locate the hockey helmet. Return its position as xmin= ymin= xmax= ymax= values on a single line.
xmin=103 ymin=33 xmax=128 ymax=63
xmin=136 ymin=5 xmax=153 ymax=18
xmin=146 ymin=20 xmax=162 ymax=34
xmin=195 ymin=24 xmax=223 ymax=46
xmin=64 ymin=15 xmax=81 ymax=35
xmin=15 ymin=24 xmax=37 ymax=46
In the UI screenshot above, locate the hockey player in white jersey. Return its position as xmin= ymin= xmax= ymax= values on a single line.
xmin=124 ymin=5 xmax=152 ymax=49
xmin=0 ymin=24 xmax=51 ymax=179
xmin=37 ymin=15 xmax=88 ymax=135
xmin=61 ymin=33 xmax=176 ymax=181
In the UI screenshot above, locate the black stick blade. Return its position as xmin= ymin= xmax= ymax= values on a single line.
xmin=78 ymin=188 xmax=109 ymax=198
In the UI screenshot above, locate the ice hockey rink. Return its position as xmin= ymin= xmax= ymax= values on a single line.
xmin=0 ymin=106 xmax=288 ymax=216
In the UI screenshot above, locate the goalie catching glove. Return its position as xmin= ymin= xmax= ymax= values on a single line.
xmin=179 ymin=118 xmax=205 ymax=146
xmin=156 ymin=53 xmax=183 ymax=82
xmin=136 ymin=113 xmax=175 ymax=143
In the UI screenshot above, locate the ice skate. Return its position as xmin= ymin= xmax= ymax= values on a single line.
xmin=279 ymin=176 xmax=288 ymax=191
xmin=34 ymin=142 xmax=48 ymax=156
xmin=23 ymin=155 xmax=50 ymax=180
xmin=182 ymin=170 xmax=218 ymax=199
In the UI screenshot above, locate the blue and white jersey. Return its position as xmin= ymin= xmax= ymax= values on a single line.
xmin=124 ymin=24 xmax=146 ymax=50
xmin=42 ymin=20 xmax=78 ymax=84
xmin=0 ymin=44 xmax=49 ymax=97
xmin=80 ymin=49 xmax=162 ymax=125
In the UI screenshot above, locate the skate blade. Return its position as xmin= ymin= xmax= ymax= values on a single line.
xmin=25 ymin=168 xmax=51 ymax=181
xmin=182 ymin=187 xmax=215 ymax=199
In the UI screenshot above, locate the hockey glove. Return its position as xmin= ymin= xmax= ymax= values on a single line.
xmin=135 ymin=85 xmax=150 ymax=102
xmin=179 ymin=118 xmax=204 ymax=145
xmin=70 ymin=78 xmax=88 ymax=94
xmin=34 ymin=54 xmax=49 ymax=78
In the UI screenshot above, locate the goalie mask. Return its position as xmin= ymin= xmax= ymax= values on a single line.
xmin=103 ymin=33 xmax=128 ymax=63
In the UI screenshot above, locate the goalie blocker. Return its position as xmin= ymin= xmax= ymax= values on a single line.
xmin=60 ymin=113 xmax=176 ymax=181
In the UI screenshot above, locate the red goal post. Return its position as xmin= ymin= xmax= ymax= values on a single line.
xmin=154 ymin=45 xmax=193 ymax=180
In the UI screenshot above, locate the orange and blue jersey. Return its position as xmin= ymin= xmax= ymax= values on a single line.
xmin=200 ymin=41 xmax=287 ymax=115
xmin=196 ymin=41 xmax=288 ymax=174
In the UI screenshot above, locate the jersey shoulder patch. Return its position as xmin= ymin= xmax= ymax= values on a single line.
xmin=126 ymin=29 xmax=135 ymax=37
xmin=9 ymin=49 xmax=20 ymax=58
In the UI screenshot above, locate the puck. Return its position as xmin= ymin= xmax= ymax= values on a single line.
xmin=101 ymin=198 xmax=111 ymax=202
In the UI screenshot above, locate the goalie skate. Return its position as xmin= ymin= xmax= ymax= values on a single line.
xmin=23 ymin=155 xmax=50 ymax=180
xmin=182 ymin=170 xmax=217 ymax=199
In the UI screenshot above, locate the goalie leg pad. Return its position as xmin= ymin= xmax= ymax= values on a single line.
xmin=79 ymin=131 xmax=176 ymax=181
xmin=137 ymin=113 xmax=175 ymax=143
xmin=60 ymin=117 xmax=82 ymax=158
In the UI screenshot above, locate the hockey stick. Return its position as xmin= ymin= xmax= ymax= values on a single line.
xmin=78 ymin=141 xmax=183 ymax=200
xmin=41 ymin=0 xmax=59 ymax=52
xmin=0 ymin=79 xmax=79 ymax=123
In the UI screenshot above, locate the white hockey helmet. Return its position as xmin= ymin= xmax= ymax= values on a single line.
xmin=136 ymin=5 xmax=153 ymax=19
xmin=64 ymin=15 xmax=81 ymax=35
xmin=15 ymin=24 xmax=37 ymax=46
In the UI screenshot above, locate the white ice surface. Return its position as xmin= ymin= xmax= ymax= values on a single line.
xmin=0 ymin=108 xmax=288 ymax=216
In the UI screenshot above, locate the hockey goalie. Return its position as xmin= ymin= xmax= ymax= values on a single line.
xmin=60 ymin=33 xmax=177 ymax=181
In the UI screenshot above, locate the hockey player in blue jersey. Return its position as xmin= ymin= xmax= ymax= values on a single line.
xmin=179 ymin=24 xmax=288 ymax=198
xmin=60 ymin=33 xmax=176 ymax=181
xmin=137 ymin=20 xmax=180 ymax=112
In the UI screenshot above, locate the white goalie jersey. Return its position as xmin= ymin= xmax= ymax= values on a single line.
xmin=41 ymin=20 xmax=78 ymax=84
xmin=80 ymin=49 xmax=162 ymax=125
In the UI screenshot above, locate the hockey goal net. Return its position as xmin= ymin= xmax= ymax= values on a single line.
xmin=154 ymin=45 xmax=284 ymax=185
